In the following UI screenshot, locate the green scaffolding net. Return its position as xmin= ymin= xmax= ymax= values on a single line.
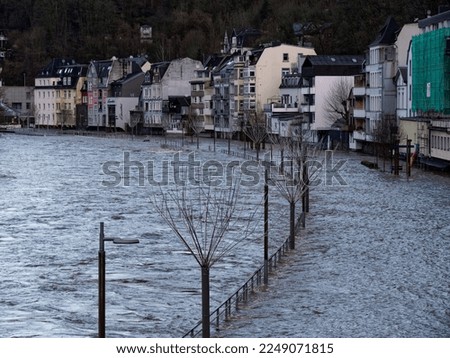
xmin=412 ymin=28 xmax=450 ymax=114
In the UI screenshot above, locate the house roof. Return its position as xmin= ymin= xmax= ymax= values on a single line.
xmin=36 ymin=58 xmax=77 ymax=77
xmin=111 ymin=71 xmax=144 ymax=85
xmin=419 ymin=9 xmax=450 ymax=28
xmin=301 ymin=55 xmax=364 ymax=76
xmin=370 ymin=16 xmax=400 ymax=46
xmin=93 ymin=60 xmax=113 ymax=78
xmin=55 ymin=64 xmax=88 ymax=88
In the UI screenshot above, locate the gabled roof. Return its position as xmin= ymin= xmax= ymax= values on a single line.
xmin=370 ymin=16 xmax=400 ymax=46
xmin=394 ymin=66 xmax=408 ymax=84
xmin=143 ymin=62 xmax=170 ymax=85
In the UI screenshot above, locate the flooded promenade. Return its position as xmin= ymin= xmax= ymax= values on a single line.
xmin=0 ymin=133 xmax=449 ymax=337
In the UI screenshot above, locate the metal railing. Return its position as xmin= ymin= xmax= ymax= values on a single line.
xmin=183 ymin=234 xmax=295 ymax=338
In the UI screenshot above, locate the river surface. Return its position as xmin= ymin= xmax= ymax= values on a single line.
xmin=0 ymin=132 xmax=449 ymax=338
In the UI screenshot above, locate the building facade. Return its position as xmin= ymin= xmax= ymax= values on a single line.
xmin=34 ymin=59 xmax=87 ymax=128
xmin=141 ymin=58 xmax=203 ymax=134
xmin=86 ymin=56 xmax=147 ymax=130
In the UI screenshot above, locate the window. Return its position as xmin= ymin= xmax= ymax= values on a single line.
xmin=283 ymin=53 xmax=289 ymax=62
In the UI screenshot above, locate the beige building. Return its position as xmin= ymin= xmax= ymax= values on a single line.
xmin=252 ymin=44 xmax=316 ymax=113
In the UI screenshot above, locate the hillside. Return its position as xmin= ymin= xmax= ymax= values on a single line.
xmin=0 ymin=0 xmax=448 ymax=85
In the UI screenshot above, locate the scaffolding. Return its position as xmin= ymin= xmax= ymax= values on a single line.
xmin=412 ymin=28 xmax=450 ymax=114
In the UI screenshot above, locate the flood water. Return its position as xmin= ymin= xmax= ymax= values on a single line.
xmin=0 ymin=132 xmax=449 ymax=338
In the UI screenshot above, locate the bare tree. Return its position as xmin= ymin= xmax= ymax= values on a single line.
xmin=151 ymin=176 xmax=261 ymax=337
xmin=243 ymin=110 xmax=268 ymax=160
xmin=324 ymin=77 xmax=353 ymax=149
xmin=372 ymin=115 xmax=398 ymax=172
xmin=324 ymin=77 xmax=353 ymax=128
xmin=270 ymin=128 xmax=322 ymax=250
xmin=187 ymin=111 xmax=204 ymax=149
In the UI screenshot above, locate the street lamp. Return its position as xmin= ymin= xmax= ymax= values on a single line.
xmin=98 ymin=221 xmax=139 ymax=338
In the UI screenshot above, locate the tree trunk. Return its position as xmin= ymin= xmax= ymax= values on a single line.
xmin=289 ymin=201 xmax=295 ymax=250
xmin=201 ymin=265 xmax=210 ymax=338
xmin=264 ymin=169 xmax=269 ymax=285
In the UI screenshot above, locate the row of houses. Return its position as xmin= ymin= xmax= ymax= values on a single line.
xmin=1 ymin=10 xmax=450 ymax=166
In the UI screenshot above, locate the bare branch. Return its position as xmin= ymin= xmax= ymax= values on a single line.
xmin=324 ymin=77 xmax=353 ymax=128
xmin=150 ymin=171 xmax=262 ymax=269
xmin=243 ymin=110 xmax=268 ymax=160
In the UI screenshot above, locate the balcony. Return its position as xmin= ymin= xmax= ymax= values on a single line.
xmin=366 ymin=87 xmax=381 ymax=97
xmin=301 ymin=86 xmax=315 ymax=95
xmin=352 ymin=130 xmax=367 ymax=141
xmin=353 ymin=87 xmax=366 ymax=96
xmin=353 ymin=109 xmax=366 ymax=118
xmin=271 ymin=103 xmax=300 ymax=113
xmin=301 ymin=104 xmax=315 ymax=113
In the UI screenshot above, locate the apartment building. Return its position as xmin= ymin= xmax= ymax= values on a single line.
xmin=403 ymin=9 xmax=450 ymax=166
xmin=141 ymin=58 xmax=202 ymax=134
xmin=86 ymin=56 xmax=148 ymax=130
xmin=189 ymin=55 xmax=221 ymax=134
xmin=34 ymin=59 xmax=87 ymax=128
xmin=213 ymin=42 xmax=315 ymax=137
xmin=350 ymin=18 xmax=419 ymax=151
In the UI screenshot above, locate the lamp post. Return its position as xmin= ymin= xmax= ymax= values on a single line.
xmin=98 ymin=221 xmax=139 ymax=338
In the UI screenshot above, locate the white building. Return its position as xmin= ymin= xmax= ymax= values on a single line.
xmin=300 ymin=55 xmax=364 ymax=145
xmin=351 ymin=18 xmax=420 ymax=151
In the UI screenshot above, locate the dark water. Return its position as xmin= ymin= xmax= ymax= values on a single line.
xmin=0 ymin=133 xmax=286 ymax=337
xmin=0 ymin=133 xmax=449 ymax=338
